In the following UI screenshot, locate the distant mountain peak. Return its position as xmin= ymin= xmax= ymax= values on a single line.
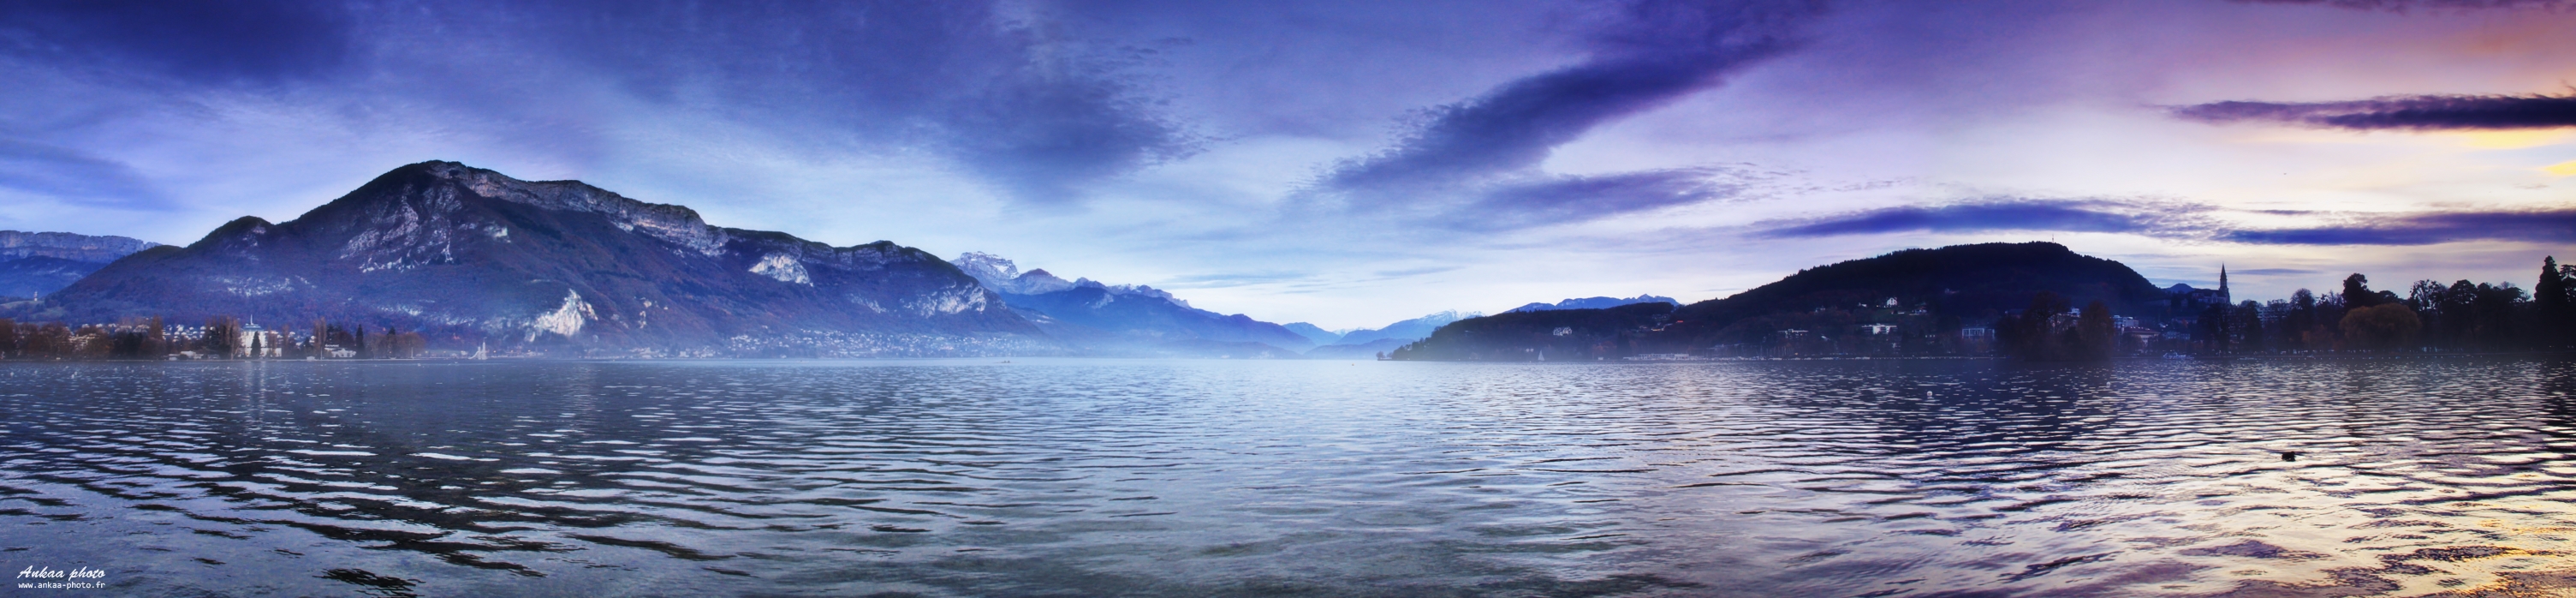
xmin=949 ymin=251 xmax=1310 ymax=354
xmin=954 ymin=253 xmax=1187 ymax=306
xmin=954 ymin=252 xmax=1080 ymax=296
xmin=1326 ymin=309 xmax=1483 ymax=347
xmin=1503 ymin=294 xmax=1680 ymax=314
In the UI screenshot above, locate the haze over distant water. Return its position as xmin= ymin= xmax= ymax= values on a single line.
xmin=3 ymin=358 xmax=2569 ymax=596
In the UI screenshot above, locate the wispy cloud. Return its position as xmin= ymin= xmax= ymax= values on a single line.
xmin=2173 ymin=93 xmax=2576 ymax=130
xmin=1751 ymin=199 xmax=2208 ymax=239
xmin=1157 ymin=271 xmax=1311 ymax=288
xmin=1444 ymin=166 xmax=1766 ymax=230
xmin=1371 ymin=266 xmax=1460 ymax=278
xmin=1750 ymin=198 xmax=2576 ymax=247
xmin=0 ymin=139 xmax=170 ymax=210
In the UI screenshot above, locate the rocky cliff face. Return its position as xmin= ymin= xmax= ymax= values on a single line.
xmin=0 ymin=230 xmax=160 ymax=297
xmin=28 ymin=161 xmax=1044 ymax=355
xmin=0 ymin=230 xmax=159 ymax=262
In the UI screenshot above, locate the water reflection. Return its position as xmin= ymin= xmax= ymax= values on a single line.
xmin=0 ymin=358 xmax=2569 ymax=596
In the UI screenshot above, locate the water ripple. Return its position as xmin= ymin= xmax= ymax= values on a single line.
xmin=0 ymin=358 xmax=2571 ymax=595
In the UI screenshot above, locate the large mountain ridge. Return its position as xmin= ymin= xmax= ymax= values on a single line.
xmin=22 ymin=161 xmax=1042 ymax=356
xmin=1394 ymin=242 xmax=2174 ymax=360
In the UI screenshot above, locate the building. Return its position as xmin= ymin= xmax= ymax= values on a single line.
xmin=236 ymin=321 xmax=285 ymax=357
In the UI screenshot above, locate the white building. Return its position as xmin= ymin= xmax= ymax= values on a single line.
xmin=237 ymin=321 xmax=284 ymax=357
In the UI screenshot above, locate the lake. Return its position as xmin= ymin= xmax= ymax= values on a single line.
xmin=1 ymin=358 xmax=2571 ymax=596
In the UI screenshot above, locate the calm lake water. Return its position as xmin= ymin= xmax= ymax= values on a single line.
xmin=2 ymin=358 xmax=2572 ymax=596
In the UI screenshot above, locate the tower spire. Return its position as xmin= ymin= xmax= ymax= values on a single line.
xmin=2219 ymin=264 xmax=2229 ymax=303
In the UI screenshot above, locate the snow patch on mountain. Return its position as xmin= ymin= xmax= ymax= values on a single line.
xmin=907 ymin=286 xmax=989 ymax=316
xmin=528 ymin=290 xmax=594 ymax=340
xmin=752 ymin=253 xmax=812 ymax=285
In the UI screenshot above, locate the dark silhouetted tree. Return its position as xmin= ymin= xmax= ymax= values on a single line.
xmin=2234 ymin=300 xmax=2265 ymax=353
xmin=2343 ymin=274 xmax=2378 ymax=308
xmin=2076 ymin=300 xmax=2116 ymax=360
xmin=2538 ymin=256 xmax=2573 ymax=348
xmin=2340 ymin=303 xmax=2420 ymax=350
xmin=205 ymin=316 xmax=240 ymax=357
xmin=2283 ymin=290 xmax=2317 ymax=350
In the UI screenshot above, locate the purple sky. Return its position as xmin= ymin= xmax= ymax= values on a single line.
xmin=3 ymin=0 xmax=2573 ymax=328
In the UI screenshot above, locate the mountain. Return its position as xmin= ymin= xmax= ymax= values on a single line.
xmin=1502 ymin=295 xmax=1678 ymax=314
xmin=954 ymin=252 xmax=1080 ymax=295
xmin=1393 ymin=242 xmax=2171 ymax=360
xmin=1281 ymin=322 xmax=1344 ymax=345
xmin=1390 ymin=302 xmax=1675 ymax=362
xmin=950 ymin=253 xmax=1313 ymax=355
xmin=1669 ymin=242 xmax=2170 ymax=328
xmin=1334 ymin=310 xmax=1478 ymax=346
xmin=0 ymin=230 xmax=160 ymax=298
xmin=21 ymin=161 xmax=1043 ymax=356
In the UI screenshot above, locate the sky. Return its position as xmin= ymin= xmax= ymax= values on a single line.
xmin=3 ymin=0 xmax=2573 ymax=329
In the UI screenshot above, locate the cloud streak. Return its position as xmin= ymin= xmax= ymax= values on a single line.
xmin=1752 ymin=199 xmax=2206 ymax=239
xmin=1752 ymin=199 xmax=2576 ymax=247
xmin=2173 ymin=93 xmax=2576 ymax=130
xmin=1274 ymin=0 xmax=1824 ymax=235
xmin=2221 ymin=209 xmax=2576 ymax=245
xmin=1447 ymin=167 xmax=1764 ymax=230
xmin=1324 ymin=0 xmax=1816 ymax=190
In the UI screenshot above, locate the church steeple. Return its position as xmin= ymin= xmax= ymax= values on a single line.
xmin=2218 ymin=264 xmax=2229 ymax=304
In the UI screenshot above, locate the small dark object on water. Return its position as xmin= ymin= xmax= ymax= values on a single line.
xmin=2281 ymin=451 xmax=2299 ymax=462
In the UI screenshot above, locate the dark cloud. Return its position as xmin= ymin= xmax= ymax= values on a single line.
xmin=0 ymin=1 xmax=1198 ymax=205
xmin=0 ymin=139 xmax=169 ymax=210
xmin=1321 ymin=0 xmax=1820 ymax=191
xmin=1752 ymin=200 xmax=2203 ymax=238
xmin=2222 ymin=209 xmax=2576 ymax=245
xmin=2173 ymin=93 xmax=2576 ymax=130
xmin=469 ymin=1 xmax=1203 ymax=203
xmin=0 ymin=0 xmax=354 ymax=84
